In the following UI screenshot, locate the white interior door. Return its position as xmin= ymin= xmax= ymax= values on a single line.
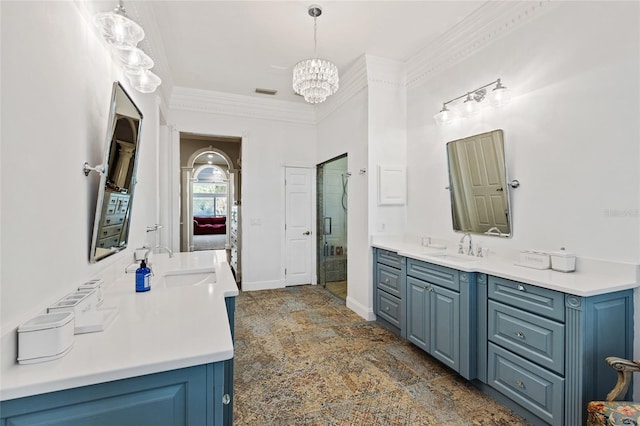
xmin=285 ymin=167 xmax=312 ymax=286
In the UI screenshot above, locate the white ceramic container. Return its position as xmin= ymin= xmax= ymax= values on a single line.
xmin=549 ymin=249 xmax=577 ymax=272
xmin=18 ymin=311 xmax=75 ymax=364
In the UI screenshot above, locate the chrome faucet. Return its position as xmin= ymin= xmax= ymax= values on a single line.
xmin=154 ymin=245 xmax=174 ymax=258
xmin=459 ymin=232 xmax=474 ymax=256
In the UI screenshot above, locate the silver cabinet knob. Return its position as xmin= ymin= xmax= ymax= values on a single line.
xmin=222 ymin=394 xmax=231 ymax=405
xmin=517 ymin=285 xmax=525 ymax=291
xmin=384 ymin=278 xmax=390 ymax=283
xmin=515 ymin=380 xmax=525 ymax=388
xmin=515 ymin=331 xmax=525 ymax=339
xmin=385 ymin=306 xmax=390 ymax=311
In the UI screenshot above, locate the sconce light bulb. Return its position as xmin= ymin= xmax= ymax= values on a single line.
xmin=489 ymin=80 xmax=512 ymax=107
xmin=461 ymin=94 xmax=475 ymax=117
xmin=434 ymin=104 xmax=457 ymax=124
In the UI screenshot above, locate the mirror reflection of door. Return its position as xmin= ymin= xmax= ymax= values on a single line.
xmin=447 ymin=130 xmax=510 ymax=236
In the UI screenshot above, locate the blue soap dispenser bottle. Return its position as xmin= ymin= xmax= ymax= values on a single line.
xmin=135 ymin=260 xmax=151 ymax=292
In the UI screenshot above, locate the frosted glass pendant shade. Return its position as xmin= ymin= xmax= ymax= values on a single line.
xmin=93 ymin=7 xmax=144 ymax=48
xmin=489 ymin=80 xmax=512 ymax=107
xmin=434 ymin=105 xmax=457 ymax=124
xmin=292 ymin=58 xmax=339 ymax=104
xmin=113 ymin=46 xmax=154 ymax=74
xmin=127 ymin=70 xmax=161 ymax=93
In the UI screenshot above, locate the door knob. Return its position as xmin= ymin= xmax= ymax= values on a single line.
xmin=303 ymin=231 xmax=311 ymax=235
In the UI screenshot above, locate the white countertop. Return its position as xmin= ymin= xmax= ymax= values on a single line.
xmin=372 ymin=237 xmax=638 ymax=297
xmin=0 ymin=250 xmax=239 ymax=402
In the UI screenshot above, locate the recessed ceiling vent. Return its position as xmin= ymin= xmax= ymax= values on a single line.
xmin=255 ymin=88 xmax=277 ymax=95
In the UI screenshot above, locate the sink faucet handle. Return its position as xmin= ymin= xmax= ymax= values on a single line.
xmin=457 ymin=243 xmax=464 ymax=254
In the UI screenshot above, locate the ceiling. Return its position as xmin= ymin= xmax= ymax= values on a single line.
xmin=118 ymin=1 xmax=485 ymax=103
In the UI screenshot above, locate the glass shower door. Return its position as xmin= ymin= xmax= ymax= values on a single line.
xmin=317 ymin=155 xmax=348 ymax=299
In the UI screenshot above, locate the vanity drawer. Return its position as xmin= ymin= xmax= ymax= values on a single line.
xmin=99 ymin=224 xmax=124 ymax=239
xmin=102 ymin=213 xmax=125 ymax=227
xmin=489 ymin=276 xmax=564 ymax=322
xmin=376 ymin=264 xmax=402 ymax=297
xmin=407 ymin=259 xmax=459 ymax=292
xmin=488 ymin=301 xmax=565 ymax=375
xmin=488 ymin=343 xmax=564 ymax=425
xmin=376 ymin=249 xmax=402 ymax=269
xmin=377 ymin=291 xmax=401 ymax=329
xmin=97 ymin=235 xmax=119 ymax=248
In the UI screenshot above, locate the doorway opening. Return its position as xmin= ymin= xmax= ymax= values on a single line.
xmin=317 ymin=154 xmax=348 ymax=300
xmin=179 ymin=134 xmax=242 ymax=283
xmin=192 ymin=161 xmax=228 ymax=251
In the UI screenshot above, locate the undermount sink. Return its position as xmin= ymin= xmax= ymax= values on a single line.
xmin=424 ymin=252 xmax=480 ymax=263
xmin=162 ymin=271 xmax=216 ymax=287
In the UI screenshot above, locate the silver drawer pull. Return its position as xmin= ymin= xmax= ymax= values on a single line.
xmin=384 ymin=278 xmax=390 ymax=283
xmin=515 ymin=380 xmax=525 ymax=388
xmin=515 ymin=331 xmax=525 ymax=339
xmin=517 ymin=285 xmax=526 ymax=291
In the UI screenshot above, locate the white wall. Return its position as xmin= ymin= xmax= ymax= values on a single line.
xmin=366 ymin=56 xmax=407 ymax=238
xmin=406 ymin=1 xmax=640 ymax=263
xmin=0 ymin=2 xmax=160 ymax=334
xmin=405 ymin=1 xmax=640 ymax=396
xmin=317 ymin=88 xmax=370 ymax=318
xmin=167 ymin=108 xmax=316 ymax=291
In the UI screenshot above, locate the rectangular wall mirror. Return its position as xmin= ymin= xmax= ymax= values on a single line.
xmin=90 ymin=82 xmax=143 ymax=262
xmin=446 ymin=129 xmax=512 ymax=237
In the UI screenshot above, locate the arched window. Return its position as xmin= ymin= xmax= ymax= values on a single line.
xmin=193 ymin=165 xmax=228 ymax=217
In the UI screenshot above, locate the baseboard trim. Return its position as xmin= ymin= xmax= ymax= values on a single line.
xmin=346 ymin=296 xmax=375 ymax=321
xmin=242 ymin=279 xmax=285 ymax=292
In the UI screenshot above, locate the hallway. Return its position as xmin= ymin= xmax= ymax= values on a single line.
xmin=233 ymin=286 xmax=528 ymax=425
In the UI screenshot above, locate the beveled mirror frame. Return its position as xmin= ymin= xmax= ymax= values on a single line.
xmin=446 ymin=129 xmax=512 ymax=237
xmin=89 ymin=82 xmax=143 ymax=262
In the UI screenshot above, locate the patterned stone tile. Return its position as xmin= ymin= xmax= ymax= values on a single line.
xmin=233 ymin=285 xmax=530 ymax=425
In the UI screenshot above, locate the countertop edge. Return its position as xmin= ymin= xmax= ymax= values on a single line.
xmin=374 ymin=242 xmax=639 ymax=297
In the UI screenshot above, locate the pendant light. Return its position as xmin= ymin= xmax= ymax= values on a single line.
xmin=92 ymin=1 xmax=144 ymax=48
xmin=292 ymin=5 xmax=339 ymax=104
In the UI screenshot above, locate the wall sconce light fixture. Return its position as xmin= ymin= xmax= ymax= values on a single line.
xmin=93 ymin=1 xmax=161 ymax=94
xmin=434 ymin=78 xmax=511 ymax=124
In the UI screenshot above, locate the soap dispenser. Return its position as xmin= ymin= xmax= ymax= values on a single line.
xmin=135 ymin=260 xmax=151 ymax=292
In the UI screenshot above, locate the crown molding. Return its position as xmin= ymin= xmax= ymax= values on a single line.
xmin=170 ymin=87 xmax=316 ymax=125
xmin=407 ymin=0 xmax=558 ymax=89
xmin=366 ymin=55 xmax=406 ymax=89
xmin=316 ymin=55 xmax=368 ymax=123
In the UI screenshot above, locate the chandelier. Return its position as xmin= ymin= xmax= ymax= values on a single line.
xmin=292 ymin=5 xmax=339 ymax=104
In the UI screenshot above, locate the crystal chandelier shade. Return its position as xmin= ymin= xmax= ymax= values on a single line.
xmin=92 ymin=3 xmax=144 ymax=48
xmin=292 ymin=5 xmax=339 ymax=104
xmin=293 ymin=58 xmax=339 ymax=104
xmin=93 ymin=1 xmax=161 ymax=94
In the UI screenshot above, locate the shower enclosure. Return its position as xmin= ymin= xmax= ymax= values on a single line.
xmin=317 ymin=154 xmax=348 ymax=299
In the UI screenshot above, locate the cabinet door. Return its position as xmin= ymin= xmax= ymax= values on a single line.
xmin=430 ymin=285 xmax=460 ymax=371
xmin=0 ymin=365 xmax=215 ymax=426
xmin=407 ymin=277 xmax=429 ymax=351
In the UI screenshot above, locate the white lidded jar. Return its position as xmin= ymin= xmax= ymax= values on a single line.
xmin=17 ymin=311 xmax=74 ymax=364
xmin=549 ymin=248 xmax=576 ymax=272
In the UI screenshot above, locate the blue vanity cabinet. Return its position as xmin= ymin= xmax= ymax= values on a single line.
xmin=1 ymin=297 xmax=238 ymax=426
xmin=223 ymin=296 xmax=236 ymax=426
xmin=405 ymin=258 xmax=476 ymax=380
xmin=0 ymin=362 xmax=226 ymax=426
xmin=482 ymin=275 xmax=634 ymax=426
xmin=373 ymin=249 xmax=406 ymax=337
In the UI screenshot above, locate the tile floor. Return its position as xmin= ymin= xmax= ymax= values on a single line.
xmin=233 ymin=285 xmax=529 ymax=425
